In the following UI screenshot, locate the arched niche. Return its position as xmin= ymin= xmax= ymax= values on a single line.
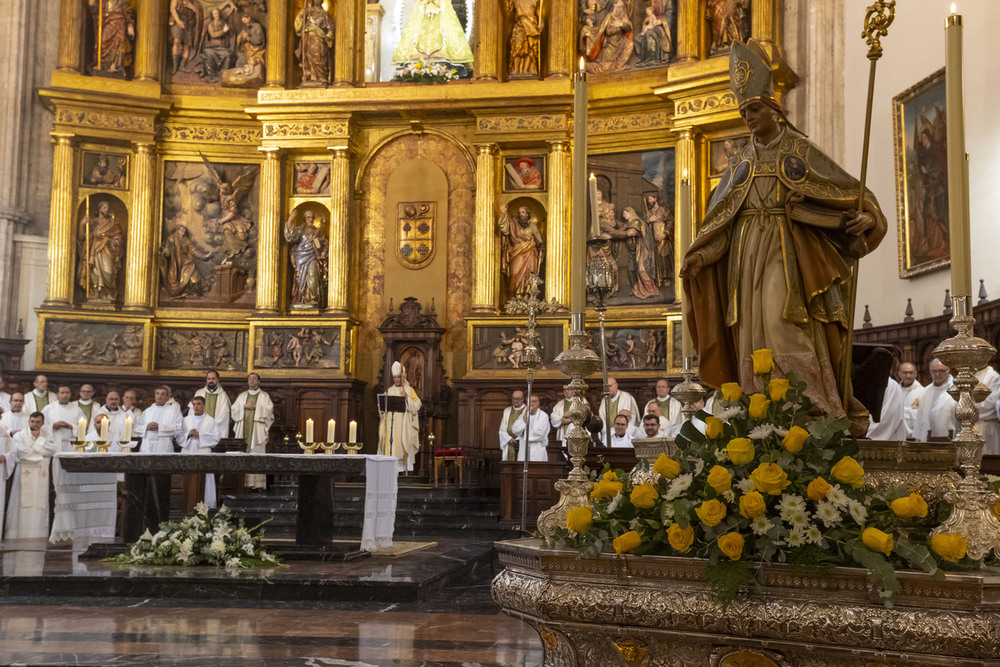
xmin=74 ymin=192 xmax=129 ymax=307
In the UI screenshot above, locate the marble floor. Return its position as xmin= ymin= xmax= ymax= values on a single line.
xmin=0 ymin=539 xmax=543 ymax=666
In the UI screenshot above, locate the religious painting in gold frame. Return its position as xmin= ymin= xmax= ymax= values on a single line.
xmin=892 ymin=68 xmax=950 ymax=279
xmin=396 ymin=201 xmax=435 ymax=269
xmin=81 ymin=151 xmax=129 ymax=189
xmin=587 ymin=324 xmax=669 ymax=374
xmin=503 ymin=155 xmax=545 ymax=192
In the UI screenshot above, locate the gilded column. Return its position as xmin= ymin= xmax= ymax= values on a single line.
xmin=57 ymin=0 xmax=84 ymax=74
xmin=752 ymin=0 xmax=776 ymax=47
xmin=326 ymin=145 xmax=351 ymax=313
xmin=256 ymin=148 xmax=282 ymax=314
xmin=135 ymin=0 xmax=165 ymax=82
xmin=44 ymin=132 xmax=77 ymax=306
xmin=471 ymin=143 xmax=498 ymax=312
xmin=333 ymin=0 xmax=364 ymax=86
xmin=676 ymin=0 xmax=700 ymax=63
xmin=124 ymin=142 xmax=156 ymax=311
xmin=673 ymin=128 xmax=699 ymax=282
xmin=473 ymin=0 xmax=500 ymax=81
xmin=545 ymin=140 xmax=570 ymax=307
xmin=264 ymin=0 xmax=288 ymax=88
xmin=545 ymin=0 xmax=574 ymax=79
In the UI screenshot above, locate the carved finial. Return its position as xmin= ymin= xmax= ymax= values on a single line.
xmin=430 ymin=298 xmax=436 ymax=312
xmin=863 ymin=305 xmax=873 ymax=329
xmin=944 ymin=289 xmax=953 ymax=316
xmin=904 ymin=298 xmax=914 ymax=323
xmin=389 ymin=298 xmax=394 ymax=312
xmin=862 ymin=0 xmax=896 ymax=59
xmin=979 ymin=279 xmax=988 ymax=305
xmin=17 ymin=318 xmax=23 ymax=338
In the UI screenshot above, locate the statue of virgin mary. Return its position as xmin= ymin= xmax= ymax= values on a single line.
xmin=392 ymin=0 xmax=474 ymax=66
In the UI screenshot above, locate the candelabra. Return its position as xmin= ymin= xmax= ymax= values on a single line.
xmin=671 ymin=355 xmax=706 ymax=423
xmin=585 ymin=238 xmax=616 ymax=449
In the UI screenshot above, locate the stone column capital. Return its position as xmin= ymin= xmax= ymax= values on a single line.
xmin=474 ymin=142 xmax=499 ymax=155
xmin=50 ymin=132 xmax=78 ymax=147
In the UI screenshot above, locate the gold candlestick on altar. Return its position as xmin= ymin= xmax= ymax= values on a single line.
xmin=946 ymin=5 xmax=972 ymax=299
xmin=297 ymin=433 xmax=320 ymax=454
xmin=320 ymin=441 xmax=341 ymax=454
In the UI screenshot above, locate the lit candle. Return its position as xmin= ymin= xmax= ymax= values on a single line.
xmin=679 ymin=169 xmax=693 ymax=359
xmin=305 ymin=418 xmax=314 ymax=444
xmin=99 ymin=416 xmax=108 ymax=443
xmin=946 ymin=4 xmax=971 ymax=298
xmin=571 ymin=57 xmax=588 ymax=314
xmin=327 ymin=419 xmax=335 ymax=444
xmin=588 ymin=173 xmax=600 ymax=238
xmin=349 ymin=420 xmax=357 ymax=443
xmin=77 ymin=417 xmax=87 ymax=442
xmin=124 ymin=415 xmax=132 ymax=441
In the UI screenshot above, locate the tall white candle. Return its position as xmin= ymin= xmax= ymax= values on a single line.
xmin=327 ymin=419 xmax=335 ymax=443
xmin=349 ymin=420 xmax=357 ymax=443
xmin=99 ymin=417 xmax=108 ymax=443
xmin=77 ymin=417 xmax=87 ymax=442
xmin=571 ymin=58 xmax=588 ymax=314
xmin=305 ymin=418 xmax=314 ymax=443
xmin=124 ymin=415 xmax=132 ymax=441
xmin=679 ymin=170 xmax=693 ymax=359
xmin=946 ymin=5 xmax=971 ymax=298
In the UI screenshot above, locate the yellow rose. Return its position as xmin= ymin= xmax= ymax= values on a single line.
xmin=707 ymin=465 xmax=732 ymax=495
xmin=806 ymin=476 xmax=831 ymax=501
xmin=613 ymin=530 xmax=642 ymax=554
xmin=748 ymin=393 xmax=771 ymax=419
xmin=721 ymin=382 xmax=743 ymax=402
xmin=769 ymin=378 xmax=790 ymax=402
xmin=566 ymin=506 xmax=593 ymax=533
xmin=861 ymin=527 xmax=894 ymax=556
xmin=750 ymin=462 xmax=790 ymax=495
xmin=630 ymin=483 xmax=659 ymax=509
xmin=831 ymin=456 xmax=865 ymax=488
xmin=727 ymin=437 xmax=755 ymax=466
xmin=890 ymin=492 xmax=929 ymax=519
xmin=695 ymin=498 xmax=728 ymax=527
xmin=738 ymin=490 xmax=767 ymax=519
xmin=751 ymin=348 xmax=774 ymax=375
xmin=718 ymin=532 xmax=745 ymax=560
xmin=782 ymin=425 xmax=809 ymax=454
xmin=930 ymin=533 xmax=968 ymax=563
xmin=667 ymin=523 xmax=694 ymax=552
xmin=590 ymin=478 xmax=624 ymax=501
xmin=603 ymin=471 xmax=618 ymax=482
xmin=654 ymin=453 xmax=681 ymax=479
xmin=993 ymin=500 xmax=1000 ymax=522
xmin=705 ymin=416 xmax=724 ymax=440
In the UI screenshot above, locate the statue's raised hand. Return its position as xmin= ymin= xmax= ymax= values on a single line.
xmin=680 ymin=252 xmax=704 ymax=279
xmin=844 ymin=209 xmax=875 ymax=236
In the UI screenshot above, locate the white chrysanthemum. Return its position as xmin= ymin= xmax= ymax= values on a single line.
xmin=714 ymin=448 xmax=729 ymax=462
xmin=692 ymin=458 xmax=706 ymax=477
xmin=716 ymin=406 xmax=744 ymax=420
xmin=722 ymin=489 xmax=736 ymax=503
xmin=827 ymin=484 xmax=849 ymax=509
xmin=663 ymin=474 xmax=694 ymax=501
xmin=242 ymin=542 xmax=255 ymax=555
xmin=777 ymin=494 xmax=805 ymax=520
xmin=806 ymin=524 xmax=824 ymax=545
xmin=750 ymin=516 xmax=773 ymax=535
xmin=607 ymin=492 xmax=623 ymax=514
xmin=226 ymin=557 xmax=242 ymax=570
xmin=748 ymin=424 xmax=776 ymax=440
xmin=209 ymin=538 xmax=226 ymax=554
xmin=787 ymin=528 xmax=805 ymax=547
xmin=737 ymin=478 xmax=756 ymax=494
xmin=786 ymin=510 xmax=810 ymax=527
xmin=662 ymin=503 xmax=675 ymax=519
xmin=815 ymin=500 xmax=842 ymax=527
xmin=848 ymin=500 xmax=868 ymax=525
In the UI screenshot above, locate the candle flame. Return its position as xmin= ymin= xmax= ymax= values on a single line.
xmin=682 ymin=168 xmax=688 ymax=178
xmin=579 ymin=56 xmax=585 ymax=72
xmin=589 ymin=172 xmax=595 ymax=179
xmin=951 ymin=3 xmax=956 ymax=13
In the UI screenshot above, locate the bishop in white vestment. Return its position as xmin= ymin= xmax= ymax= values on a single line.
xmin=5 ymin=414 xmax=57 ymax=540
xmin=231 ymin=374 xmax=274 ymax=489
xmin=498 ymin=391 xmax=527 ymax=462
xmin=138 ymin=387 xmax=184 ymax=453
xmin=913 ymin=360 xmax=959 ymax=440
xmin=509 ymin=396 xmax=550 ymax=462
xmin=183 ymin=397 xmax=220 ymax=507
xmin=378 ymin=361 xmax=422 ymax=473
xmin=192 ymin=370 xmax=232 ymax=440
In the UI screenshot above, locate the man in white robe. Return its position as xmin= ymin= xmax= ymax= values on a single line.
xmin=1 ymin=393 xmax=28 ymax=446
xmin=867 ymin=377 xmax=906 ymax=441
xmin=498 ymin=390 xmax=526 ymax=462
xmin=509 ymin=395 xmax=550 ymax=462
xmin=605 ymin=414 xmax=633 ymax=448
xmin=23 ymin=375 xmax=57 ymax=414
xmin=88 ymin=391 xmax=131 ymax=448
xmin=191 ymin=370 xmax=232 ymax=440
xmin=635 ymin=402 xmax=670 ymax=438
xmin=599 ymin=377 xmax=640 ymax=430
xmin=122 ymin=389 xmax=143 ymax=424
xmin=975 ymin=364 xmax=1000 ymax=455
xmin=549 ymin=384 xmax=574 ymax=446
xmin=644 ymin=378 xmax=684 ymax=436
xmin=231 ymin=373 xmax=274 ymax=490
xmin=913 ymin=359 xmax=959 ymax=440
xmin=5 ymin=413 xmax=57 ymax=540
xmin=640 ymin=413 xmax=665 ymax=438
xmin=898 ymin=362 xmax=926 ymax=440
xmin=42 ymin=385 xmax=86 ymax=454
xmin=378 ymin=361 xmax=422 ymax=473
xmin=73 ymin=384 xmax=102 ymax=431
xmin=0 ymin=373 xmax=11 ymax=413
xmin=182 ymin=396 xmax=219 ymax=507
xmin=138 ymin=386 xmax=184 ymax=453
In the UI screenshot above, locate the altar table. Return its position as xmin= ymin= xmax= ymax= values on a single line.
xmin=54 ymin=453 xmax=398 ymax=551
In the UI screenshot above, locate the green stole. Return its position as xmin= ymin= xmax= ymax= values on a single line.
xmin=243 ymin=391 xmax=258 ymax=447
xmin=204 ymin=392 xmax=219 ymax=419
xmin=33 ymin=391 xmax=49 ymax=411
xmin=79 ymin=402 xmax=94 ymax=426
xmin=608 ymin=395 xmax=620 ymax=419
xmin=505 ymin=406 xmax=525 ymax=461
xmin=656 ymin=398 xmax=672 ymax=419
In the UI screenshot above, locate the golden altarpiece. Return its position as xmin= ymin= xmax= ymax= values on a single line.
xmin=37 ymin=0 xmax=787 ymax=459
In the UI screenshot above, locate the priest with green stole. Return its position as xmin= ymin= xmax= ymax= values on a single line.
xmin=73 ymin=384 xmax=102 ymax=431
xmin=23 ymin=375 xmax=56 ymax=414
xmin=681 ymin=39 xmax=887 ymax=437
xmin=191 ymin=370 xmax=232 ymax=440
xmin=498 ymin=390 xmax=526 ymax=462
xmin=231 ymin=373 xmax=273 ymax=491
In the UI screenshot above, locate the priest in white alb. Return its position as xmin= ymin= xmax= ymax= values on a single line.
xmin=1 ymin=392 xmax=28 ymax=446
xmin=898 ymin=362 xmax=925 ymax=439
xmin=867 ymin=377 xmax=906 ymax=441
xmin=599 ymin=377 xmax=640 ymax=430
xmin=191 ymin=370 xmax=232 ymax=440
xmin=0 ymin=373 xmax=11 ymax=413
xmin=23 ymin=375 xmax=56 ymax=414
xmin=4 ymin=412 xmax=57 ymax=540
xmin=122 ymin=389 xmax=143 ymax=424
xmin=975 ymin=364 xmax=1000 ymax=455
xmin=913 ymin=359 xmax=959 ymax=440
xmin=231 ymin=373 xmax=274 ymax=490
xmin=509 ymin=395 xmax=550 ymax=462
xmin=88 ymin=391 xmax=132 ymax=450
xmin=379 ymin=361 xmax=422 ymax=473
xmin=498 ymin=390 xmax=526 ymax=462
xmin=549 ymin=384 xmax=574 ymax=446
xmin=182 ymin=396 xmax=219 ymax=507
xmin=74 ymin=384 xmax=102 ymax=431
xmin=138 ymin=386 xmax=184 ymax=453
xmin=42 ymin=385 xmax=85 ymax=455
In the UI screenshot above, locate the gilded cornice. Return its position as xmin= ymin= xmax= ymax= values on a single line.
xmin=262 ymin=120 xmax=351 ymax=140
xmin=588 ymin=110 xmax=671 ymax=134
xmin=54 ymin=108 xmax=154 ymax=133
xmin=673 ymin=90 xmax=739 ymax=120
xmin=476 ymin=114 xmax=567 ymax=134
xmin=158 ymin=123 xmax=262 ymax=145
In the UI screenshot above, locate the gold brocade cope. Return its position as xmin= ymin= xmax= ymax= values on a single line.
xmin=397 ymin=202 xmax=435 ymax=269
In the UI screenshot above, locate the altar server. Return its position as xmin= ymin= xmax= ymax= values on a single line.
xmin=88 ymin=391 xmax=131 ymax=448
xmin=73 ymin=384 xmax=102 ymax=430
xmin=599 ymin=377 xmax=640 ymax=430
xmin=867 ymin=378 xmax=906 ymax=441
xmin=0 ymin=393 xmax=28 ymax=444
xmin=549 ymin=384 xmax=574 ymax=446
xmin=498 ymin=390 xmax=527 ymax=462
xmin=191 ymin=370 xmax=232 ymax=439
xmin=23 ymin=375 xmax=56 ymax=414
xmin=378 ymin=361 xmax=422 ymax=473
xmin=975 ymin=364 xmax=1000 ymax=455
xmin=913 ymin=359 xmax=959 ymax=440
xmin=182 ymin=396 xmax=219 ymax=507
xmin=898 ymin=362 xmax=925 ymax=439
xmin=42 ymin=385 xmax=85 ymax=453
xmin=4 ymin=412 xmax=57 ymax=540
xmin=231 ymin=373 xmax=274 ymax=490
xmin=138 ymin=386 xmax=184 ymax=453
xmin=509 ymin=395 xmax=550 ymax=462
xmin=644 ymin=378 xmax=684 ymax=436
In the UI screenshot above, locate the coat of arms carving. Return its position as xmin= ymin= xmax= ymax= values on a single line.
xmin=397 ymin=202 xmax=435 ymax=269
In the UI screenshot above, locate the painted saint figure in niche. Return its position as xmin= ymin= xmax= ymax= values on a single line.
xmin=496 ymin=204 xmax=545 ymax=298
xmin=707 ymin=0 xmax=750 ymax=53
xmin=77 ymin=200 xmax=125 ymax=302
xmin=169 ymin=0 xmax=204 ymax=74
xmin=88 ymin=0 xmax=136 ymax=76
xmin=294 ymin=0 xmax=335 ymax=87
xmin=159 ymin=224 xmax=216 ymax=298
xmin=294 ymin=163 xmax=331 ymax=195
xmin=284 ymin=209 xmax=329 ymax=308
xmin=85 ymin=154 xmax=128 ymax=188
xmin=505 ymin=157 xmax=543 ymax=190
xmin=392 ymin=0 xmax=474 ymax=68
xmin=504 ymin=0 xmax=542 ymax=77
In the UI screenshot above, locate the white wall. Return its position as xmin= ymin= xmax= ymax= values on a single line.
xmin=12 ymin=234 xmax=47 ymax=369
xmin=843 ymin=0 xmax=1000 ymax=327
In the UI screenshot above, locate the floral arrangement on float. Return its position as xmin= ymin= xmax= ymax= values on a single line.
xmin=108 ymin=503 xmax=281 ymax=570
xmin=392 ymin=61 xmax=460 ymax=84
xmin=547 ymin=348 xmax=981 ymax=606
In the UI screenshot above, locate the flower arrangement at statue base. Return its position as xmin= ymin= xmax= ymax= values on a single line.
xmin=107 ymin=503 xmax=281 ymax=570
xmin=392 ymin=60 xmax=461 ymax=84
xmin=548 ymin=348 xmax=989 ymax=607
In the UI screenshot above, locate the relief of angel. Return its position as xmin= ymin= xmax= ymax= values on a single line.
xmin=199 ymin=153 xmax=258 ymax=265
